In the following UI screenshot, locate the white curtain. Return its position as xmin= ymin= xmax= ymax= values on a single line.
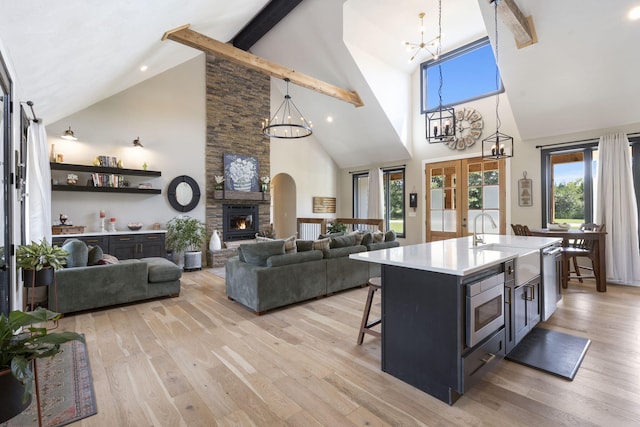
xmin=26 ymin=121 xmax=52 ymax=243
xmin=594 ymin=132 xmax=640 ymax=285
xmin=367 ymin=168 xmax=384 ymax=221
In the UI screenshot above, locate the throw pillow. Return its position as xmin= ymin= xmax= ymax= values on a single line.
xmin=311 ymin=237 xmax=330 ymax=252
xmin=318 ymin=231 xmax=346 ymax=239
xmin=98 ymin=254 xmax=119 ymax=265
xmin=61 ymin=239 xmax=89 ymax=268
xmin=255 ymin=235 xmax=273 ymax=242
xmin=296 ymin=240 xmax=314 ymax=252
xmin=87 ymin=245 xmax=104 ymax=266
xmin=385 ymin=230 xmax=397 ymax=242
xmin=283 ymin=235 xmax=297 ymax=254
xmin=330 ymin=234 xmax=357 ymax=248
xmin=360 ymin=232 xmax=373 ymax=247
xmin=373 ymin=230 xmax=385 ymax=243
xmin=240 ymin=240 xmax=285 ymax=266
xmin=348 ymin=230 xmax=366 ymax=246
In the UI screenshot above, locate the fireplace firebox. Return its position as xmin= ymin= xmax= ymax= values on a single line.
xmin=222 ymin=204 xmax=259 ymax=241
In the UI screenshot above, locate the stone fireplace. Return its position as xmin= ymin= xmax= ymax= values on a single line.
xmin=205 ymin=54 xmax=271 ymax=267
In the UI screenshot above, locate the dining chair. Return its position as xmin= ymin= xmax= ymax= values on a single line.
xmin=562 ymin=223 xmax=605 ymax=286
xmin=511 ymin=224 xmax=532 ymax=236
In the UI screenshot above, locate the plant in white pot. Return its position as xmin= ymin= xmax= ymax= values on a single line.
xmin=0 ymin=307 xmax=84 ymax=422
xmin=166 ymin=215 xmax=207 ymax=271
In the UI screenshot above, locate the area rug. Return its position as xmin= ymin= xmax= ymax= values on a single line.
xmin=506 ymin=327 xmax=591 ymax=380
xmin=2 ymin=338 xmax=97 ymax=427
xmin=208 ymin=267 xmax=226 ymax=279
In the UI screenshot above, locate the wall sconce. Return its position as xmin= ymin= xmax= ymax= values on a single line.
xmin=61 ymin=126 xmax=78 ymax=141
xmin=132 ymin=137 xmax=144 ymax=148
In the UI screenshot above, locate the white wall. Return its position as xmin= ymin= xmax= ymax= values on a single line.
xmin=46 ymin=55 xmax=206 ymax=232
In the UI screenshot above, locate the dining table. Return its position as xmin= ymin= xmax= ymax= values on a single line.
xmin=530 ymin=228 xmax=607 ymax=292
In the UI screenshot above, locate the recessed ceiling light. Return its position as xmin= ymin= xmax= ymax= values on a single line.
xmin=140 ymin=65 xmax=149 ymax=72
xmin=326 ymin=116 xmax=333 ymax=123
xmin=629 ymin=6 xmax=640 ymax=20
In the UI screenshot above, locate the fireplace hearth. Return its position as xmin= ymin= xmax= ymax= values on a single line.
xmin=223 ymin=204 xmax=259 ymax=241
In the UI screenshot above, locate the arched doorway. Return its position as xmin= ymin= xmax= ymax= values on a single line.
xmin=272 ymin=173 xmax=296 ymax=238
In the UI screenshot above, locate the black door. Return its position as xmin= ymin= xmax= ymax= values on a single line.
xmin=0 ymin=54 xmax=13 ymax=316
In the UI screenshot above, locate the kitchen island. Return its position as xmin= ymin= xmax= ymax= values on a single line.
xmin=350 ymin=235 xmax=560 ymax=405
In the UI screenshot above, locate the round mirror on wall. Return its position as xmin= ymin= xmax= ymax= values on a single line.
xmin=167 ymin=175 xmax=200 ymax=212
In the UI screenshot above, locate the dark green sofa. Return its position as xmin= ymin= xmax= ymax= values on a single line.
xmin=225 ymin=231 xmax=399 ymax=314
xmin=50 ymin=239 xmax=182 ymax=314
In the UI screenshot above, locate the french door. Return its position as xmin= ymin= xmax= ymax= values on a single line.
xmin=0 ymin=55 xmax=12 ymax=316
xmin=426 ymin=157 xmax=506 ymax=242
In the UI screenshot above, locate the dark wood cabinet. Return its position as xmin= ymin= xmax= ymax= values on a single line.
xmin=512 ymin=275 xmax=541 ymax=349
xmin=53 ymin=232 xmax=166 ymax=260
xmin=109 ymin=234 xmax=165 ymax=259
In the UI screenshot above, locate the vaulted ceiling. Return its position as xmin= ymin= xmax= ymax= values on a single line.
xmin=1 ymin=0 xmax=639 ymax=168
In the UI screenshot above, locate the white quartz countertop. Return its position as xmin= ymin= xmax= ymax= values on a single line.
xmin=350 ymin=235 xmax=561 ymax=276
xmin=52 ymin=229 xmax=167 ymax=238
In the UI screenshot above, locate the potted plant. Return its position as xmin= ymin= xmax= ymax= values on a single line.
xmin=166 ymin=216 xmax=207 ymax=271
xmin=16 ymin=239 xmax=68 ymax=288
xmin=327 ymin=221 xmax=347 ymax=234
xmin=0 ymin=308 xmax=84 ymax=422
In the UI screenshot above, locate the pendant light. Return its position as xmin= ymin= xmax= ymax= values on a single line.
xmin=61 ymin=126 xmax=78 ymax=141
xmin=426 ymin=0 xmax=456 ymax=144
xmin=482 ymin=0 xmax=513 ymax=160
xmin=262 ymin=78 xmax=313 ymax=139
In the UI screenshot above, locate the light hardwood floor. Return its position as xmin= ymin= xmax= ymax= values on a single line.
xmin=57 ymin=271 xmax=640 ymax=426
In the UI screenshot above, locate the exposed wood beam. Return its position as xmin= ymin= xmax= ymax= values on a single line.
xmin=232 ymin=0 xmax=303 ymax=51
xmin=495 ymin=0 xmax=537 ymax=49
xmin=162 ymin=24 xmax=364 ymax=108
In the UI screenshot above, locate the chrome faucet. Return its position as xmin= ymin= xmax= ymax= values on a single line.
xmin=473 ymin=213 xmax=498 ymax=246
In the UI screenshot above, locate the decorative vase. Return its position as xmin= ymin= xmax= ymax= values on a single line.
xmin=209 ymin=230 xmax=221 ymax=251
xmin=233 ymin=179 xmax=251 ymax=192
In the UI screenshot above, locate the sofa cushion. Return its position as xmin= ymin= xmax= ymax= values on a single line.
xmin=255 ymin=235 xmax=297 ymax=254
xmin=142 ymin=257 xmax=183 ymax=283
xmin=367 ymin=240 xmax=400 ymax=251
xmin=330 ymin=234 xmax=357 ymax=248
xmin=323 ymin=245 xmax=367 ymax=259
xmin=87 ymin=245 xmax=104 ymax=266
xmin=385 ymin=230 xmax=397 ymax=242
xmin=62 ymin=239 xmax=88 ymax=268
xmin=240 ymin=240 xmax=286 ymax=266
xmin=373 ymin=230 xmax=385 ymax=243
xmin=348 ymin=230 xmax=367 ymax=245
xmin=311 ymin=237 xmax=330 ymax=252
xmin=318 ymin=231 xmax=346 ymax=239
xmin=296 ymin=240 xmax=314 ymax=252
xmin=266 ymin=250 xmax=323 ymax=267
xmin=361 ymin=232 xmax=373 ymax=247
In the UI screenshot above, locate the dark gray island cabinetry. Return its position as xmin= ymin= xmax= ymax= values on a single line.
xmin=381 ymin=263 xmax=506 ymax=405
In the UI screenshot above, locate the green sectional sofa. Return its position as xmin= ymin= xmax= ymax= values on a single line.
xmin=50 ymin=239 xmax=182 ymax=314
xmin=225 ymin=231 xmax=399 ymax=314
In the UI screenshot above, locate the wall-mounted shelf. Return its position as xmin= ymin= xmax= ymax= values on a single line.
xmin=50 ymin=162 xmax=162 ymax=194
xmin=51 ymin=185 xmax=161 ymax=194
xmin=50 ymin=162 xmax=161 ymax=177
xmin=213 ymin=190 xmax=270 ymax=202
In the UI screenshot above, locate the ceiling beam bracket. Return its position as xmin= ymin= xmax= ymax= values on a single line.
xmin=162 ymin=24 xmax=364 ymax=107
xmin=495 ymin=0 xmax=537 ymax=49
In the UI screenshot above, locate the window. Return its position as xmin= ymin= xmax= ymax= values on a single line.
xmin=541 ymin=144 xmax=597 ymax=228
xmin=353 ymin=168 xmax=405 ymax=237
xmin=421 ymin=37 xmax=503 ymax=113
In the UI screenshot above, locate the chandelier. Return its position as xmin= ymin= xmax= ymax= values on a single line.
xmin=262 ymin=78 xmax=313 ymax=139
xmin=482 ymin=0 xmax=513 ymax=160
xmin=403 ymin=12 xmax=441 ymax=63
xmin=426 ymin=0 xmax=456 ymax=143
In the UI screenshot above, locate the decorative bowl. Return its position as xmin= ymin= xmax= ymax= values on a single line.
xmin=127 ymin=222 xmax=143 ymax=231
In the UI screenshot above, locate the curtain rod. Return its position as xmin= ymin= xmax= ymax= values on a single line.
xmin=348 ymin=164 xmax=406 ymax=174
xmin=20 ymin=101 xmax=40 ymax=123
xmin=535 ymin=132 xmax=640 ymax=149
